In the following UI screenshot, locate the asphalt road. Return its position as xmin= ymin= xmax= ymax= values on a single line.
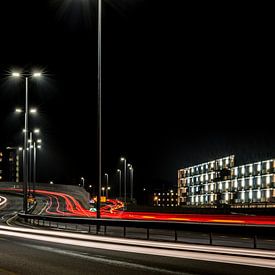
xmin=0 ymin=230 xmax=274 ymax=275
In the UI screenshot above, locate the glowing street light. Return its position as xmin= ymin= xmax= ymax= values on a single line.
xmin=15 ymin=108 xmax=23 ymax=113
xmin=12 ymin=72 xmax=21 ymax=77
xmin=30 ymin=108 xmax=37 ymax=114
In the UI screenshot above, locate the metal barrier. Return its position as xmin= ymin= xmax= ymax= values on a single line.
xmin=17 ymin=213 xmax=275 ymax=249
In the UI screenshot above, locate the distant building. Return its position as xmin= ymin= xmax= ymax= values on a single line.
xmin=178 ymin=155 xmax=275 ymax=207
xmin=0 ymin=148 xmax=21 ymax=182
xmin=153 ymin=189 xmax=178 ymax=207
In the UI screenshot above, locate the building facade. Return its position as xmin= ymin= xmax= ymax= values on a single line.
xmin=0 ymin=148 xmax=21 ymax=183
xmin=178 ymin=155 xmax=275 ymax=207
xmin=153 ymin=189 xmax=178 ymax=207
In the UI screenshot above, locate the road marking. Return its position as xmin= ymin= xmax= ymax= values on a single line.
xmin=38 ymin=200 xmax=49 ymax=215
xmin=22 ymin=244 xmax=185 ymax=275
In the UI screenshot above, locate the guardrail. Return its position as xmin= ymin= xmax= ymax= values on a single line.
xmin=17 ymin=213 xmax=275 ymax=249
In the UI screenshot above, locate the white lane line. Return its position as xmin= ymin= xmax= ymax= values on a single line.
xmin=38 ymin=200 xmax=49 ymax=215
xmin=1 ymin=229 xmax=275 ymax=269
xmin=21 ymin=243 xmax=185 ymax=275
xmin=0 ymin=196 xmax=7 ymax=207
xmin=0 ymin=225 xmax=274 ymax=259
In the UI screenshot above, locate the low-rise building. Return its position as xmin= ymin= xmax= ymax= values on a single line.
xmin=153 ymin=189 xmax=178 ymax=207
xmin=178 ymin=155 xmax=275 ymax=207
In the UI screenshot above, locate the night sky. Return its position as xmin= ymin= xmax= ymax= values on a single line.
xmin=0 ymin=1 xmax=274 ymax=199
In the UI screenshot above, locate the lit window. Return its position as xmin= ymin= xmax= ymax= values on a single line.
xmin=266 ymin=189 xmax=270 ymax=199
xmin=234 ymin=168 xmax=238 ymax=176
xmin=225 ymin=181 xmax=229 ymax=189
xmin=241 ymin=178 xmax=245 ymax=187
xmin=266 ymin=176 xmax=270 ymax=184
xmin=234 ymin=180 xmax=237 ymax=188
xmin=158 ymin=193 xmax=160 ymax=195
xmin=205 ymin=184 xmax=208 ymax=192
xmin=195 ymin=196 xmax=198 ymax=203
xmin=226 ymin=157 xmax=229 ymax=165
xmin=249 ymin=177 xmax=253 ymax=186
xmin=249 ymin=165 xmax=253 ymax=173
xmin=241 ymin=191 xmax=245 ymax=200
xmin=257 ymin=177 xmax=261 ymax=186
xmin=257 ymin=163 xmax=261 ymax=172
xmin=249 ymin=190 xmax=252 ymax=200
xmin=257 ymin=189 xmax=261 ymax=199
xmin=219 ymin=159 xmax=223 ymax=166
xmin=266 ymin=162 xmax=270 ymax=170
xmin=225 ymin=192 xmax=229 ymax=201
xmin=241 ymin=166 xmax=245 ymax=175
xmin=200 ymin=175 xmax=203 ymax=182
xmin=206 ymin=174 xmax=209 ymax=181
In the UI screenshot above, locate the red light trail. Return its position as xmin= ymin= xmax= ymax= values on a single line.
xmin=1 ymin=188 xmax=275 ymax=225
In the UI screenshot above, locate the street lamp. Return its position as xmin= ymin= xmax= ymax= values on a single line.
xmin=12 ymin=71 xmax=42 ymax=213
xmin=128 ymin=165 xmax=134 ymax=202
xmin=81 ymin=177 xmax=85 ymax=187
xmin=120 ymin=157 xmax=127 ymax=205
xmin=96 ymin=0 xmax=102 ymax=220
xmin=104 ymin=173 xmax=109 ymax=200
xmin=101 ymin=187 xmax=105 ymax=196
xmin=117 ymin=169 xmax=121 ymax=198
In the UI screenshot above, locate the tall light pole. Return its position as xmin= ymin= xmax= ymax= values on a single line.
xmin=120 ymin=157 xmax=127 ymax=205
xmin=12 ymin=71 xmax=42 ymax=213
xmin=96 ymin=0 xmax=102 ymax=220
xmin=129 ymin=165 xmax=134 ymax=202
xmin=117 ymin=169 xmax=121 ymax=198
xmin=33 ymin=139 xmax=42 ymax=198
xmin=28 ymin=132 xmax=33 ymax=196
xmin=104 ymin=173 xmax=109 ymax=199
xmin=81 ymin=177 xmax=85 ymax=187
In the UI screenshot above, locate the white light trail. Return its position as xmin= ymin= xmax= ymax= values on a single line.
xmin=0 ymin=225 xmax=275 ymax=268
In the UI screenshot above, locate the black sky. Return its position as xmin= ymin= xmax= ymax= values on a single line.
xmin=0 ymin=1 xmax=274 ymax=198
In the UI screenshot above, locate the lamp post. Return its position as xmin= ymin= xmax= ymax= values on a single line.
xmin=81 ymin=177 xmax=85 ymax=187
xmin=101 ymin=187 xmax=105 ymax=197
xmin=129 ymin=165 xmax=134 ymax=201
xmin=117 ymin=169 xmax=121 ymax=198
xmin=12 ymin=71 xmax=42 ymax=213
xmin=33 ymin=139 xmax=42 ymax=198
xmin=96 ymin=0 xmax=102 ymax=220
xmin=120 ymin=157 xmax=127 ymax=205
xmin=104 ymin=173 xmax=109 ymax=199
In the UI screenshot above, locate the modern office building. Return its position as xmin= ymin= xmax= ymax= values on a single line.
xmin=178 ymin=155 xmax=275 ymax=207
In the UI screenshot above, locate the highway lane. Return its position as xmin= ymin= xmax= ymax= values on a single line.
xmin=0 ymin=226 xmax=275 ymax=275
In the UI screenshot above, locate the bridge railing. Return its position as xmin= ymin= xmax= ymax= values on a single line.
xmin=17 ymin=213 xmax=275 ymax=249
